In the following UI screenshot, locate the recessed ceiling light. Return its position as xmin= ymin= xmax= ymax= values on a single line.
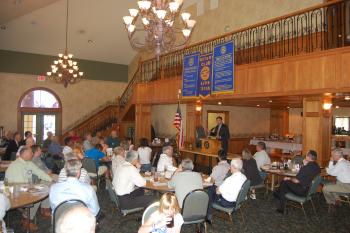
xmin=336 ymin=106 xmax=340 ymax=109
xmin=345 ymin=96 xmax=350 ymax=101
xmin=256 ymin=104 xmax=260 ymax=107
xmin=218 ymin=102 xmax=222 ymax=105
xmin=268 ymin=100 xmax=272 ymax=103
xmin=0 ymin=25 xmax=6 ymax=30
xmin=78 ymin=29 xmax=86 ymax=35
xmin=286 ymin=106 xmax=290 ymax=109
xmin=88 ymin=39 xmax=94 ymax=44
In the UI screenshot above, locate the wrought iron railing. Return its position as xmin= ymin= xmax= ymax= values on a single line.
xmin=120 ymin=0 xmax=350 ymax=108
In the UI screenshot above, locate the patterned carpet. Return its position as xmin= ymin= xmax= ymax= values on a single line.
xmin=5 ymin=183 xmax=350 ymax=233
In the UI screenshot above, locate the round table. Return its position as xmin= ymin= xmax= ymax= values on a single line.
xmin=142 ymin=173 xmax=213 ymax=192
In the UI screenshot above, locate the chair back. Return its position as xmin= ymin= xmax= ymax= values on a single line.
xmin=52 ymin=199 xmax=87 ymax=233
xmin=82 ymin=157 xmax=97 ymax=174
xmin=181 ymin=189 xmax=209 ymax=223
xmin=106 ymin=179 xmax=120 ymax=208
xmin=196 ymin=126 xmax=206 ymax=139
xmin=306 ymin=175 xmax=322 ymax=200
xmin=152 ymin=152 xmax=161 ymax=168
xmin=235 ymin=180 xmax=251 ymax=210
xmin=142 ymin=202 xmax=160 ymax=224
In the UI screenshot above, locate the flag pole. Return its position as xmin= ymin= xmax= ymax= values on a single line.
xmin=177 ymin=89 xmax=181 ymax=153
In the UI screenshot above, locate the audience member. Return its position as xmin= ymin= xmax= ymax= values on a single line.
xmin=137 ymin=138 xmax=152 ymax=172
xmin=4 ymin=132 xmax=21 ymax=160
xmin=107 ymin=130 xmax=120 ymax=148
xmin=273 ymin=150 xmax=320 ymax=214
xmin=68 ymin=130 xmax=81 ymax=143
xmin=168 ymin=158 xmax=203 ymax=208
xmin=83 ymin=132 xmax=94 ymax=152
xmin=48 ymin=136 xmax=63 ymax=158
xmin=5 ymin=147 xmax=53 ymax=231
xmin=62 ymin=137 xmax=74 ymax=158
xmin=113 ymin=150 xmax=155 ymax=210
xmin=253 ymin=141 xmax=271 ymax=179
xmin=209 ymin=149 xmax=230 ymax=187
xmin=206 ymin=158 xmax=247 ymax=222
xmin=16 ymin=136 xmax=35 ymax=157
xmin=157 ymin=145 xmax=177 ymax=172
xmin=50 ymin=159 xmax=100 ymax=216
xmin=138 ymin=193 xmax=184 ymax=233
xmin=112 ymin=146 xmax=126 ymax=174
xmin=323 ymin=149 xmax=350 ymax=211
xmin=58 ymin=152 xmax=91 ymax=184
xmin=125 ymin=137 xmax=135 ymax=151
xmin=20 ymin=131 xmax=32 ymax=146
xmin=31 ymin=145 xmax=51 ymax=174
xmin=0 ymin=192 xmax=10 ymax=233
xmin=73 ymin=143 xmax=84 ymax=160
xmin=242 ymin=148 xmax=263 ymax=199
xmin=42 ymin=131 xmax=53 ymax=152
xmin=84 ymin=139 xmax=109 ymax=177
xmin=56 ymin=206 xmax=96 ymax=233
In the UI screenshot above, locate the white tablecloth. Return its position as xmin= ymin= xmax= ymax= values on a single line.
xmin=250 ymin=139 xmax=302 ymax=153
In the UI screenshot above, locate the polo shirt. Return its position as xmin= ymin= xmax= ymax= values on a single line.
xmin=107 ymin=136 xmax=120 ymax=148
xmin=85 ymin=148 xmax=105 ymax=169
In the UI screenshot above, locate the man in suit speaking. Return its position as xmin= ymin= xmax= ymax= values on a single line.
xmin=209 ymin=116 xmax=230 ymax=153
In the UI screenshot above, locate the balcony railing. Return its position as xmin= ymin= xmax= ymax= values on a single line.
xmin=120 ymin=0 xmax=350 ymax=108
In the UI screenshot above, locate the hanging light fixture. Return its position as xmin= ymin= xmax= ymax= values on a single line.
xmin=47 ymin=0 xmax=83 ymax=88
xmin=123 ymin=0 xmax=196 ymax=58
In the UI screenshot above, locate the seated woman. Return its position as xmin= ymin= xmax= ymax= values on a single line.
xmin=137 ymin=138 xmax=152 ymax=172
xmin=242 ymin=148 xmax=263 ymax=200
xmin=138 ymin=193 xmax=184 ymax=233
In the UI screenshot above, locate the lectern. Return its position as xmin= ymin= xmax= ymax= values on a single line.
xmin=200 ymin=138 xmax=221 ymax=154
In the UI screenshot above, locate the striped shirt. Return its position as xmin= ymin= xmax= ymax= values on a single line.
xmin=58 ymin=168 xmax=91 ymax=184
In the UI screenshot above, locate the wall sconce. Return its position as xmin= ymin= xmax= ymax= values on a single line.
xmin=323 ymin=102 xmax=332 ymax=110
xmin=195 ymin=105 xmax=202 ymax=112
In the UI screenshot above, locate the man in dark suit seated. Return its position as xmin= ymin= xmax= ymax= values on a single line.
xmin=4 ymin=132 xmax=21 ymax=160
xmin=209 ymin=116 xmax=230 ymax=153
xmin=273 ymin=150 xmax=320 ymax=214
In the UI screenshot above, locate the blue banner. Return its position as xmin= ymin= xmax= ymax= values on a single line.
xmin=198 ymin=53 xmax=212 ymax=97
xmin=212 ymin=41 xmax=234 ymax=94
xmin=182 ymin=53 xmax=200 ymax=97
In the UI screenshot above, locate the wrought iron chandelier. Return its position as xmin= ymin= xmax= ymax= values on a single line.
xmin=47 ymin=0 xmax=83 ymax=88
xmin=123 ymin=0 xmax=196 ymax=57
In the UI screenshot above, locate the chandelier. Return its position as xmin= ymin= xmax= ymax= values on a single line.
xmin=123 ymin=0 xmax=196 ymax=57
xmin=46 ymin=0 xmax=83 ymax=88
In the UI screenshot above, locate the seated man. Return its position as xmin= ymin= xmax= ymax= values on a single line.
xmin=4 ymin=132 xmax=21 ymax=160
xmin=83 ymin=132 xmax=94 ymax=152
xmin=168 ymin=158 xmax=203 ymax=208
xmin=42 ymin=131 xmax=53 ymax=153
xmin=209 ymin=150 xmax=230 ymax=188
xmin=0 ymin=192 xmax=10 ymax=233
xmin=62 ymin=137 xmax=74 ymax=158
xmin=206 ymin=158 xmax=247 ymax=222
xmin=323 ymin=148 xmax=350 ymax=211
xmin=113 ymin=150 xmax=155 ymax=210
xmin=56 ymin=206 xmax=96 ymax=233
xmin=49 ymin=159 xmax=100 ymax=216
xmin=58 ymin=152 xmax=91 ymax=185
xmin=253 ymin=141 xmax=271 ymax=179
xmin=31 ymin=145 xmax=51 ymax=174
xmin=107 ymin=130 xmax=120 ymax=148
xmin=157 ymin=145 xmax=177 ymax=172
xmin=5 ymin=147 xmax=53 ymax=231
xmin=84 ymin=140 xmax=109 ymax=177
xmin=274 ymin=150 xmax=320 ymax=214
xmin=16 ymin=136 xmax=35 ymax=157
xmin=112 ymin=146 xmax=126 ymax=174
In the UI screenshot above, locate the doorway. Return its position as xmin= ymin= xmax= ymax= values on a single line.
xmin=18 ymin=88 xmax=62 ymax=145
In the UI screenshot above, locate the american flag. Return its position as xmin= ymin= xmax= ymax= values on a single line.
xmin=173 ymin=103 xmax=184 ymax=148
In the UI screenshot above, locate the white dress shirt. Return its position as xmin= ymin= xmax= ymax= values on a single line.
xmin=326 ymin=158 xmax=350 ymax=183
xmin=137 ymin=147 xmax=152 ymax=164
xmin=219 ymin=171 xmax=247 ymax=202
xmin=157 ymin=153 xmax=177 ymax=172
xmin=49 ymin=177 xmax=100 ymax=216
xmin=253 ymin=150 xmax=271 ymax=171
xmin=113 ymin=162 xmax=146 ymax=196
xmin=210 ymin=160 xmax=230 ymax=186
xmin=0 ymin=193 xmax=10 ymax=233
xmin=62 ymin=146 xmax=73 ymax=156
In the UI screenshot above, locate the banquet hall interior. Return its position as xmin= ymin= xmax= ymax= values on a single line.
xmin=0 ymin=0 xmax=350 ymax=233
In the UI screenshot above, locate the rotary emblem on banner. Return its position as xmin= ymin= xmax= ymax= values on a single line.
xmin=200 ymin=66 xmax=210 ymax=81
xmin=221 ymin=45 xmax=227 ymax=55
xmin=189 ymin=57 xmax=194 ymax=66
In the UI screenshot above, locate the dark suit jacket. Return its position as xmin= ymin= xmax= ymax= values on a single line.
xmin=4 ymin=140 xmax=19 ymax=160
xmin=209 ymin=123 xmax=230 ymax=152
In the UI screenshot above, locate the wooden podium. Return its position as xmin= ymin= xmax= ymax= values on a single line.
xmin=200 ymin=138 xmax=221 ymax=154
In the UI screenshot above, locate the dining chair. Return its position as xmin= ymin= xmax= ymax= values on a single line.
xmin=105 ymin=179 xmax=144 ymax=216
xmin=212 ymin=180 xmax=251 ymax=226
xmin=141 ymin=202 xmax=160 ymax=224
xmin=284 ymin=175 xmax=322 ymax=222
xmin=181 ymin=189 xmax=209 ymax=233
xmin=82 ymin=157 xmax=100 ymax=188
xmin=250 ymin=176 xmax=269 ymax=199
xmin=52 ymin=199 xmax=87 ymax=233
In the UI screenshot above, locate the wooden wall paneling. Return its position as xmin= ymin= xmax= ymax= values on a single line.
xmin=270 ymin=109 xmax=289 ymax=136
xmin=135 ymin=104 xmax=151 ymax=144
xmin=185 ymin=104 xmax=196 ymax=144
xmin=339 ymin=51 xmax=350 ymax=88
xmin=228 ymin=137 xmax=252 ymax=154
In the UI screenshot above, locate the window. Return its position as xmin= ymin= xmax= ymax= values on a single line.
xmin=20 ymin=90 xmax=60 ymax=108
xmin=335 ymin=117 xmax=350 ymax=131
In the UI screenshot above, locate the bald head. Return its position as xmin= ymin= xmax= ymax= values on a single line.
xmin=56 ymin=206 xmax=96 ymax=233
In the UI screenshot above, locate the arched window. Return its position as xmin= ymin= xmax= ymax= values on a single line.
xmin=18 ymin=88 xmax=62 ymax=144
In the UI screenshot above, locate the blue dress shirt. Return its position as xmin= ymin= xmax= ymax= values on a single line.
xmin=49 ymin=177 xmax=100 ymax=216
